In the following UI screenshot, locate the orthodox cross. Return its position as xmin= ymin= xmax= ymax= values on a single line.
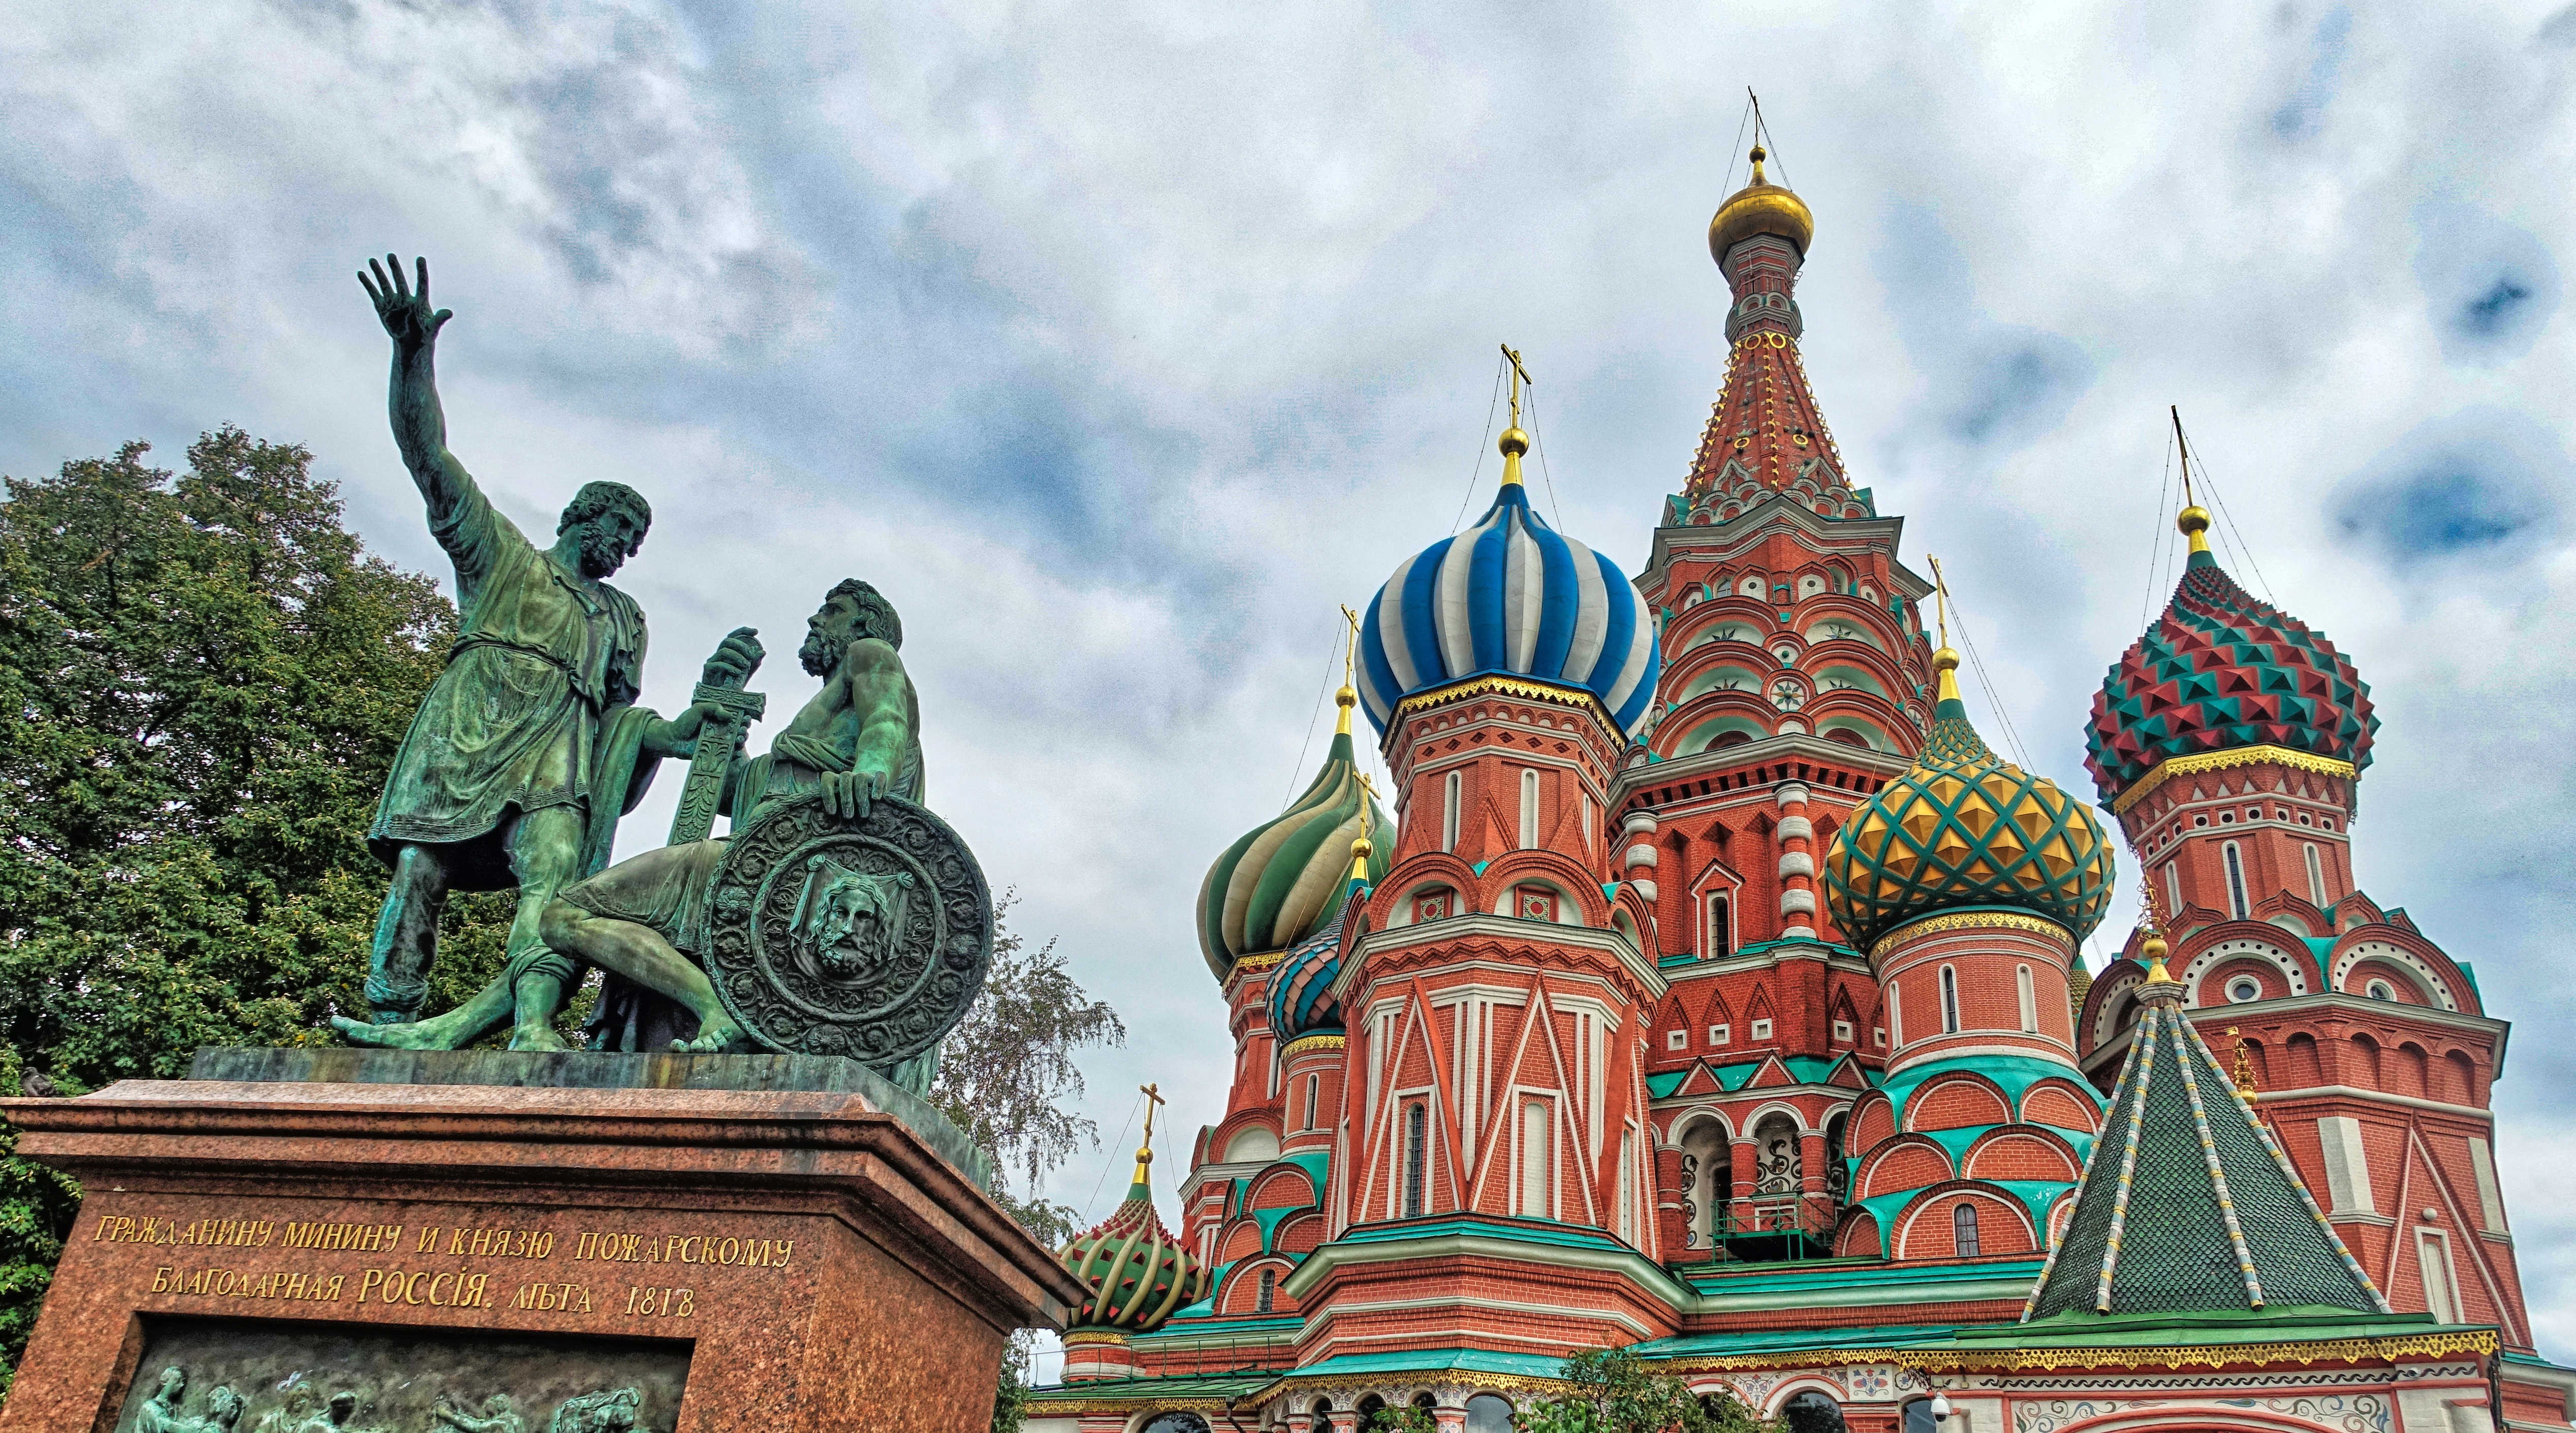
xmin=1340 ymin=602 xmax=1361 ymax=684
xmin=1500 ymin=343 xmax=1532 ymax=429
xmin=2170 ymin=404 xmax=2199 ymax=510
xmin=1139 ymin=1082 xmax=1166 ymax=1153
xmin=1926 ymin=554 xmax=1952 ymax=650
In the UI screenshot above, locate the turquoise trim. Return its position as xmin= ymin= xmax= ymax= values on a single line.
xmin=1137 ymin=1314 xmax=1303 ymax=1341
xmin=1287 ymin=1348 xmax=1571 ymax=1379
xmin=1334 ymin=1215 xmax=1630 ymax=1253
xmin=1647 ymin=1054 xmax=1869 ymax=1103
xmin=1734 ymin=936 xmax=1863 ymax=960
xmin=1675 ymin=1258 xmax=2044 ymax=1296
xmin=1628 ymin=1321 xmax=1969 ymax=1358
xmin=1473 ymin=860 xmax=1490 ymax=875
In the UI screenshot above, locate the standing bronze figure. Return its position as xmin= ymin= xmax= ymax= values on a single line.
xmin=356 ymin=254 xmax=757 ymax=1030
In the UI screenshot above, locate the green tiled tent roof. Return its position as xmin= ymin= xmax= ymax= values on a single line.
xmin=2024 ymin=991 xmax=2386 ymax=1321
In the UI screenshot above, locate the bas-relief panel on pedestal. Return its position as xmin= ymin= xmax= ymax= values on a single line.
xmin=111 ymin=1319 xmax=688 ymax=1433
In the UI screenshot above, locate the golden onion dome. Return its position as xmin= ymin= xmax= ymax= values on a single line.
xmin=1708 ymin=145 xmax=1815 ymax=264
xmin=1822 ymin=648 xmax=2117 ymax=953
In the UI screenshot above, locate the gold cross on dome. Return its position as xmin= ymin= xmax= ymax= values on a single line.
xmin=1501 ymin=343 xmax=1532 ymax=428
xmin=1139 ymin=1082 xmax=1165 ymax=1149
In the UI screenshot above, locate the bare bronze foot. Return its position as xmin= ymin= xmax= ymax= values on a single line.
xmin=331 ymin=1013 xmax=470 ymax=1051
xmin=508 ymin=1022 xmax=574 ymax=1053
xmin=671 ymin=1015 xmax=751 ymax=1054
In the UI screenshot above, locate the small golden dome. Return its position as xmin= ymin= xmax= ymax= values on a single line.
xmin=2176 ymin=505 xmax=2212 ymax=539
xmin=1709 ymin=145 xmax=1815 ymax=264
xmin=2142 ymin=929 xmax=2175 ymax=984
xmin=1350 ymin=835 xmax=1374 ymax=859
xmin=1498 ymin=426 xmax=1530 ymax=458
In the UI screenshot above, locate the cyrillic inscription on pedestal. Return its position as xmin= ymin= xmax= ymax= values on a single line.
xmin=110 ymin=1319 xmax=687 ymax=1432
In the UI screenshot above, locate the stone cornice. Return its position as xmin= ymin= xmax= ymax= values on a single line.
xmin=1277 ymin=1227 xmax=1691 ymax=1310
xmin=2081 ymin=992 xmax=2511 ymax=1078
xmin=1638 ymin=498 xmax=1931 ymax=601
xmin=1869 ymin=909 xmax=2071 ymax=964
xmin=1341 ymin=914 xmax=1667 ymax=1004
xmin=1613 ymin=734 xmax=1912 ymax=810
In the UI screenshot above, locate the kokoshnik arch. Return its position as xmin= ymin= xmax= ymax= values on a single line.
xmin=1026 ymin=145 xmax=2568 ymax=1433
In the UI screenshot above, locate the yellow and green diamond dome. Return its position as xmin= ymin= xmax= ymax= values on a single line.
xmin=1824 ymin=650 xmax=2116 ymax=952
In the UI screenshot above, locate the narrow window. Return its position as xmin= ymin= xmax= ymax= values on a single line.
xmin=1889 ymin=979 xmax=1904 ymax=1046
xmin=1304 ymin=1074 xmax=1320 ymax=1132
xmin=2015 ymin=965 xmax=2037 ymax=1033
xmin=1939 ymin=966 xmax=1961 ymax=1034
xmin=1256 ymin=1266 xmax=1276 ymax=1313
xmin=1442 ymin=771 xmax=1461 ymax=853
xmin=1581 ymin=794 xmax=1594 ymax=854
xmin=1402 ymin=1102 xmax=1427 ymax=1219
xmin=1953 ymin=1201 xmax=1981 ymax=1257
xmin=2162 ymin=862 xmax=2183 ymax=921
xmin=2223 ymin=842 xmax=2249 ymax=920
xmin=1519 ymin=769 xmax=1540 ymax=849
xmin=1615 ymin=1130 xmax=1637 ymax=1244
xmin=2305 ymin=843 xmax=2328 ymax=906
xmin=2418 ymin=1232 xmax=2459 ymax=1324
xmin=1708 ymin=895 xmax=1732 ymax=959
xmin=1519 ymin=1100 xmax=1552 ymax=1218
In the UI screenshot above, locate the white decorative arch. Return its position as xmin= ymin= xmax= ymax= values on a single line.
xmin=1664 ymin=1105 xmax=1733 ymax=1148
xmin=1738 ymin=1100 xmax=1816 ymax=1137
xmin=2332 ymin=939 xmax=2459 ymax=1011
xmin=2182 ymin=938 xmax=2309 ymax=1005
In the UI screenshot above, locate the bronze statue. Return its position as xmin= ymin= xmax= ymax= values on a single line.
xmin=338 ymin=579 xmax=950 ymax=1073
xmin=354 ymin=255 xmax=757 ymax=1029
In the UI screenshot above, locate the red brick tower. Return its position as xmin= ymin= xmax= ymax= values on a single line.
xmin=2078 ymin=476 xmax=2535 ymax=1349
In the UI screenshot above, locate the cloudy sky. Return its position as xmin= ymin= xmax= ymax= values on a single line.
xmin=8 ymin=0 xmax=2576 ymax=1359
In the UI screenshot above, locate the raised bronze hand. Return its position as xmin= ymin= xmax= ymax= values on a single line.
xmin=701 ymin=626 xmax=765 ymax=688
xmin=357 ymin=253 xmax=451 ymax=352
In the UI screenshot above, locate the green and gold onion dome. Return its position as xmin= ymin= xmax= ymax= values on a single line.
xmin=1824 ymin=647 xmax=2116 ymax=953
xmin=1058 ymin=1128 xmax=1209 ymax=1333
xmin=1709 ymin=144 xmax=1815 ymax=262
xmin=1197 ymin=682 xmax=1393 ymax=982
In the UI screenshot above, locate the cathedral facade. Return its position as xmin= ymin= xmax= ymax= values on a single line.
xmin=1026 ymin=149 xmax=2568 ymax=1433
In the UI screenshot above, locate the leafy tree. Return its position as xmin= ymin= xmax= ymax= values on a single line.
xmin=1513 ymin=1348 xmax=1776 ymax=1433
xmin=0 ymin=430 xmax=520 ymax=1394
xmin=929 ymin=891 xmax=1126 ymax=1251
xmin=1366 ymin=1403 xmax=1437 ymax=1431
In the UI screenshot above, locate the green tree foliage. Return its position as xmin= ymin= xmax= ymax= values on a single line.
xmin=1513 ymin=1348 xmax=1777 ymax=1433
xmin=928 ymin=891 xmax=1126 ymax=1253
xmin=0 ymin=430 xmax=521 ymax=1393
xmin=1366 ymin=1403 xmax=1437 ymax=1431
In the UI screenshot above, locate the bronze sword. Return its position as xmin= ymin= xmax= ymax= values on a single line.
xmin=667 ymin=680 xmax=767 ymax=845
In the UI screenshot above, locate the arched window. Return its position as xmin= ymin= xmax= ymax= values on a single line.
xmin=2015 ymin=964 xmax=2036 ymax=1033
xmin=1939 ymin=966 xmax=1961 ymax=1034
xmin=1780 ymin=1391 xmax=1848 ymax=1433
xmin=2305 ymin=843 xmax=2329 ymax=905
xmin=1953 ymin=1201 xmax=1981 ymax=1257
xmin=2223 ymin=842 xmax=2249 ymax=920
xmin=1901 ymin=1399 xmax=1939 ymax=1432
xmin=1615 ymin=1128 xmax=1638 ymax=1244
xmin=1708 ymin=894 xmax=1733 ymax=959
xmin=1402 ymin=1102 xmax=1427 ymax=1219
xmin=1442 ymin=771 xmax=1462 ymax=853
xmin=1142 ymin=1415 xmax=1213 ymax=1433
xmin=1304 ymin=1074 xmax=1321 ymax=1132
xmin=1519 ymin=768 xmax=1541 ymax=849
xmin=1465 ymin=1394 xmax=1516 ymax=1433
xmin=1255 ymin=1266 xmax=1275 ymax=1313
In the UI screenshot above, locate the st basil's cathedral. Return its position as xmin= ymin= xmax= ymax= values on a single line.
xmin=1025 ymin=143 xmax=2569 ymax=1433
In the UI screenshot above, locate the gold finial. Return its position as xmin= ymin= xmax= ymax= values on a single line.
xmin=1132 ymin=1082 xmax=1167 ymax=1186
xmin=1498 ymin=344 xmax=1533 ymax=483
xmin=1335 ymin=604 xmax=1362 ymax=736
xmin=1748 ymin=143 xmax=1768 ymax=185
xmin=2171 ymin=405 xmax=2211 ymax=557
xmin=2229 ymin=1027 xmax=2260 ymax=1101
xmin=1926 ymin=555 xmax=1962 ymax=707
xmin=2137 ymin=884 xmax=2177 ymax=984
xmin=1350 ymin=773 xmax=1378 ymax=884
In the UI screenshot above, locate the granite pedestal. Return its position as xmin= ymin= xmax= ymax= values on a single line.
xmin=0 ymin=1049 xmax=1079 ymax=1432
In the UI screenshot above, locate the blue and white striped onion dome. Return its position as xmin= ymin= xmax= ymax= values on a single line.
xmin=1269 ymin=905 xmax=1350 ymax=1042
xmin=1358 ymin=471 xmax=1661 ymax=739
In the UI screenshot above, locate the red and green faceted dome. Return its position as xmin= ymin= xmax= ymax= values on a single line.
xmin=1058 ymin=1169 xmax=1209 ymax=1332
xmin=2084 ymin=552 xmax=2377 ymax=807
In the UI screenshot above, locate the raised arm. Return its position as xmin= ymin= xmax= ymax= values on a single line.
xmin=819 ymin=637 xmax=918 ymax=822
xmin=358 ymin=254 xmax=478 ymax=528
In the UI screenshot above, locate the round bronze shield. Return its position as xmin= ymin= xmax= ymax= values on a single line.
xmin=704 ymin=794 xmax=992 ymax=1062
